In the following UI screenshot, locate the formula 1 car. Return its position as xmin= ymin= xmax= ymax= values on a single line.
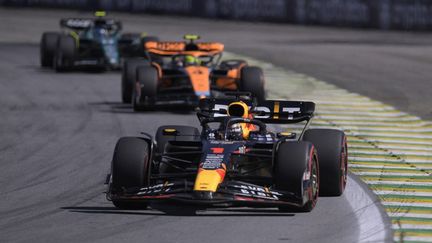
xmin=40 ymin=11 xmax=158 ymax=72
xmin=121 ymin=35 xmax=265 ymax=106
xmin=106 ymin=93 xmax=348 ymax=212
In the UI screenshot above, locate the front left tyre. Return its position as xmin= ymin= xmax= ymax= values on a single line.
xmin=40 ymin=32 xmax=60 ymax=67
xmin=121 ymin=58 xmax=149 ymax=103
xmin=274 ymin=141 xmax=319 ymax=212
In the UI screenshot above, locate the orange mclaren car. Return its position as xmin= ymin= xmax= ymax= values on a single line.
xmin=121 ymin=35 xmax=265 ymax=110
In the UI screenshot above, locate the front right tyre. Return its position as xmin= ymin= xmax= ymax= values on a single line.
xmin=121 ymin=58 xmax=149 ymax=103
xmin=133 ymin=65 xmax=158 ymax=111
xmin=239 ymin=66 xmax=266 ymax=102
xmin=302 ymin=129 xmax=348 ymax=196
xmin=111 ymin=137 xmax=151 ymax=209
xmin=54 ymin=35 xmax=76 ymax=72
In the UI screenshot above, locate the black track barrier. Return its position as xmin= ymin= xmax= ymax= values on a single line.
xmin=2 ymin=0 xmax=432 ymax=30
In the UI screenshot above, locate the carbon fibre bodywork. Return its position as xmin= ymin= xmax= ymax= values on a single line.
xmin=107 ymin=94 xmax=320 ymax=209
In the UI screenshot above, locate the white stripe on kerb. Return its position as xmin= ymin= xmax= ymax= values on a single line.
xmin=316 ymin=115 xmax=420 ymax=121
xmin=348 ymin=133 xmax=432 ymax=139
xmin=350 ymin=145 xmax=432 ymax=151
xmin=354 ymin=172 xmax=430 ymax=176
xmin=350 ymin=150 xmax=432 ymax=156
xmin=312 ymin=120 xmax=429 ymax=127
xmin=366 ymin=181 xmax=432 ymax=186
xmin=349 ymin=157 xmax=402 ymax=162
xmin=389 ymin=213 xmax=432 ymax=219
xmin=336 ymin=126 xmax=432 ymax=132
xmin=384 ymin=202 xmax=432 ymax=207
xmin=373 ymin=191 xmax=432 ymax=197
xmin=349 ymin=139 xmax=432 ymax=146
xmin=349 ymin=164 xmax=418 ymax=170
xmin=350 ymin=164 xmax=432 ymax=170
xmin=393 ymin=224 xmax=432 ymax=230
xmin=394 ymin=236 xmax=432 ymax=242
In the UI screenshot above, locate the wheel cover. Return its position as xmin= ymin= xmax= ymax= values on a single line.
xmin=311 ymin=154 xmax=319 ymax=204
xmin=340 ymin=137 xmax=348 ymax=191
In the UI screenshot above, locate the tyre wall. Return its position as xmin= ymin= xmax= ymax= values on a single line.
xmin=3 ymin=0 xmax=432 ymax=30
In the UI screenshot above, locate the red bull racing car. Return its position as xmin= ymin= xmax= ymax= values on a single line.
xmin=121 ymin=35 xmax=265 ymax=108
xmin=106 ymin=93 xmax=347 ymax=212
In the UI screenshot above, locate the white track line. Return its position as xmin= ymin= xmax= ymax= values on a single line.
xmin=373 ymin=191 xmax=432 ymax=197
xmin=390 ymin=213 xmax=432 ymax=219
xmin=365 ymin=181 xmax=432 ymax=186
xmin=354 ymin=172 xmax=430 ymax=176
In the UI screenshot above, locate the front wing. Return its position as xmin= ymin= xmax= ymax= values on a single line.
xmin=108 ymin=180 xmax=305 ymax=208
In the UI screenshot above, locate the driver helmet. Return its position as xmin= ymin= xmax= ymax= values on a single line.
xmin=227 ymin=123 xmax=244 ymax=140
xmin=228 ymin=101 xmax=249 ymax=118
xmin=184 ymin=55 xmax=201 ymax=66
xmin=227 ymin=101 xmax=251 ymax=140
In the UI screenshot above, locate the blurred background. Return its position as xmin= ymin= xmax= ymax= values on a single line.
xmin=2 ymin=0 xmax=432 ymax=30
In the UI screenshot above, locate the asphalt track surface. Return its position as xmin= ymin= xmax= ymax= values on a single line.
xmin=4 ymin=7 xmax=431 ymax=242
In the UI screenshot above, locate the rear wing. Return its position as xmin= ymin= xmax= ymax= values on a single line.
xmin=145 ymin=41 xmax=224 ymax=56
xmin=198 ymin=98 xmax=315 ymax=124
xmin=60 ymin=18 xmax=121 ymax=30
xmin=60 ymin=18 xmax=93 ymax=30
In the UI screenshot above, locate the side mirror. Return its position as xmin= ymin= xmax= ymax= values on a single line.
xmin=163 ymin=128 xmax=179 ymax=136
xmin=277 ymin=132 xmax=296 ymax=139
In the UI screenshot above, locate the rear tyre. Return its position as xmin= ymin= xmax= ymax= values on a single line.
xmin=54 ymin=35 xmax=76 ymax=72
xmin=133 ymin=65 xmax=158 ymax=111
xmin=239 ymin=66 xmax=265 ymax=102
xmin=121 ymin=59 xmax=149 ymax=103
xmin=303 ymin=129 xmax=348 ymax=196
xmin=40 ymin=32 xmax=59 ymax=67
xmin=111 ymin=137 xmax=151 ymax=209
xmin=274 ymin=141 xmax=319 ymax=212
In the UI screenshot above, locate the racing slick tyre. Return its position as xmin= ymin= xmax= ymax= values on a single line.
xmin=121 ymin=58 xmax=149 ymax=103
xmin=111 ymin=137 xmax=150 ymax=209
xmin=239 ymin=66 xmax=265 ymax=102
xmin=133 ymin=65 xmax=158 ymax=111
xmin=156 ymin=125 xmax=200 ymax=173
xmin=275 ymin=141 xmax=319 ymax=212
xmin=54 ymin=35 xmax=76 ymax=72
xmin=302 ymin=129 xmax=348 ymax=197
xmin=40 ymin=32 xmax=60 ymax=67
